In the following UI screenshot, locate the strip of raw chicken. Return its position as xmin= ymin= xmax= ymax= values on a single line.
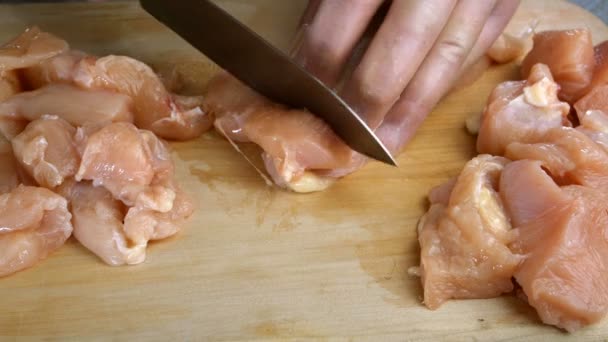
xmin=0 ymin=185 xmax=73 ymax=277
xmin=0 ymin=26 xmax=68 ymax=72
xmin=12 ymin=116 xmax=80 ymax=189
xmin=417 ymin=155 xmax=521 ymax=310
xmin=521 ymin=29 xmax=595 ymax=103
xmin=75 ymin=122 xmax=174 ymax=206
xmin=505 ymin=127 xmax=608 ymax=190
xmin=123 ymin=183 xmax=194 ymax=250
xmin=21 ymin=50 xmax=87 ymax=89
xmin=72 ymin=55 xmax=212 ymax=140
xmin=0 ymin=84 xmax=133 ymax=139
xmin=206 ymin=72 xmax=360 ymax=192
xmin=69 ymin=122 xmax=193 ymax=264
xmin=477 ymin=63 xmax=570 ymax=155
xmin=58 ymin=180 xmax=144 ymax=266
xmin=39 ymin=119 xmax=193 ymax=266
xmin=486 ymin=32 xmax=527 ymax=64
xmin=500 ymin=160 xmax=608 ymax=332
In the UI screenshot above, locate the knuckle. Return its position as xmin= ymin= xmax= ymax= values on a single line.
xmin=298 ymin=37 xmax=343 ymax=83
xmin=437 ymin=36 xmax=471 ymax=65
xmin=352 ymin=71 xmax=396 ymax=108
xmin=301 ymin=32 xmax=343 ymax=69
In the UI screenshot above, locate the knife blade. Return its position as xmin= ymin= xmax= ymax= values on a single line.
xmin=139 ymin=0 xmax=397 ymax=166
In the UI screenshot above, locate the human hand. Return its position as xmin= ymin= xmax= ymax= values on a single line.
xmin=292 ymin=0 xmax=520 ymax=153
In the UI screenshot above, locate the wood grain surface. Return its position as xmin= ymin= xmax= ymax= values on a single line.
xmin=0 ymin=1 xmax=607 ymax=340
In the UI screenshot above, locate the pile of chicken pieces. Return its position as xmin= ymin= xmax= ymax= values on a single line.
xmin=417 ymin=29 xmax=608 ymax=332
xmin=0 ymin=27 xmax=210 ymax=276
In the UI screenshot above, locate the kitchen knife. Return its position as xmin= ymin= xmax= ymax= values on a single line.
xmin=139 ymin=0 xmax=397 ymax=166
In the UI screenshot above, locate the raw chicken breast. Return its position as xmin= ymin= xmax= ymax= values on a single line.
xmin=477 ymin=64 xmax=570 ymax=155
xmin=574 ymin=84 xmax=608 ymax=115
xmin=59 ymin=179 xmax=192 ymax=266
xmin=123 ymin=185 xmax=194 ymax=248
xmin=58 ymin=180 xmax=145 ymax=266
xmin=12 ymin=116 xmax=80 ymax=189
xmin=589 ymin=40 xmax=608 ymax=90
xmin=202 ymin=71 xmax=265 ymax=128
xmin=64 ymin=122 xmax=193 ymax=265
xmin=75 ymin=122 xmax=174 ymax=206
xmin=505 ymin=127 xmax=608 ymax=190
xmin=417 ymin=155 xmax=521 ymax=309
xmin=76 ymin=123 xmax=155 ymax=205
xmin=595 ymin=40 xmax=608 ymax=67
xmin=21 ymin=50 xmax=87 ymax=89
xmin=206 ymin=73 xmax=357 ymax=192
xmin=59 ymin=121 xmax=193 ymax=266
xmin=501 ymin=160 xmax=608 ymax=332
xmin=576 ymin=110 xmax=608 ymax=150
xmin=521 ymin=29 xmax=595 ymax=103
xmin=572 ymin=41 xmax=608 ymax=115
xmin=487 ymin=32 xmax=527 ymax=64
xmin=426 ymin=177 xmax=456 ymax=206
xmin=73 ymin=55 xmax=212 ymax=140
xmin=0 ymin=84 xmax=133 ymax=138
xmin=0 ymin=185 xmax=72 ymax=277
xmin=0 ymin=26 xmax=68 ymax=72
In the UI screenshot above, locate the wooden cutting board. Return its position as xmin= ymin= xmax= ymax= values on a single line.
xmin=1 ymin=1 xmax=607 ymax=340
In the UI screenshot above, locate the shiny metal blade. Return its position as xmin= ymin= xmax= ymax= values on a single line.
xmin=140 ymin=0 xmax=397 ymax=166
